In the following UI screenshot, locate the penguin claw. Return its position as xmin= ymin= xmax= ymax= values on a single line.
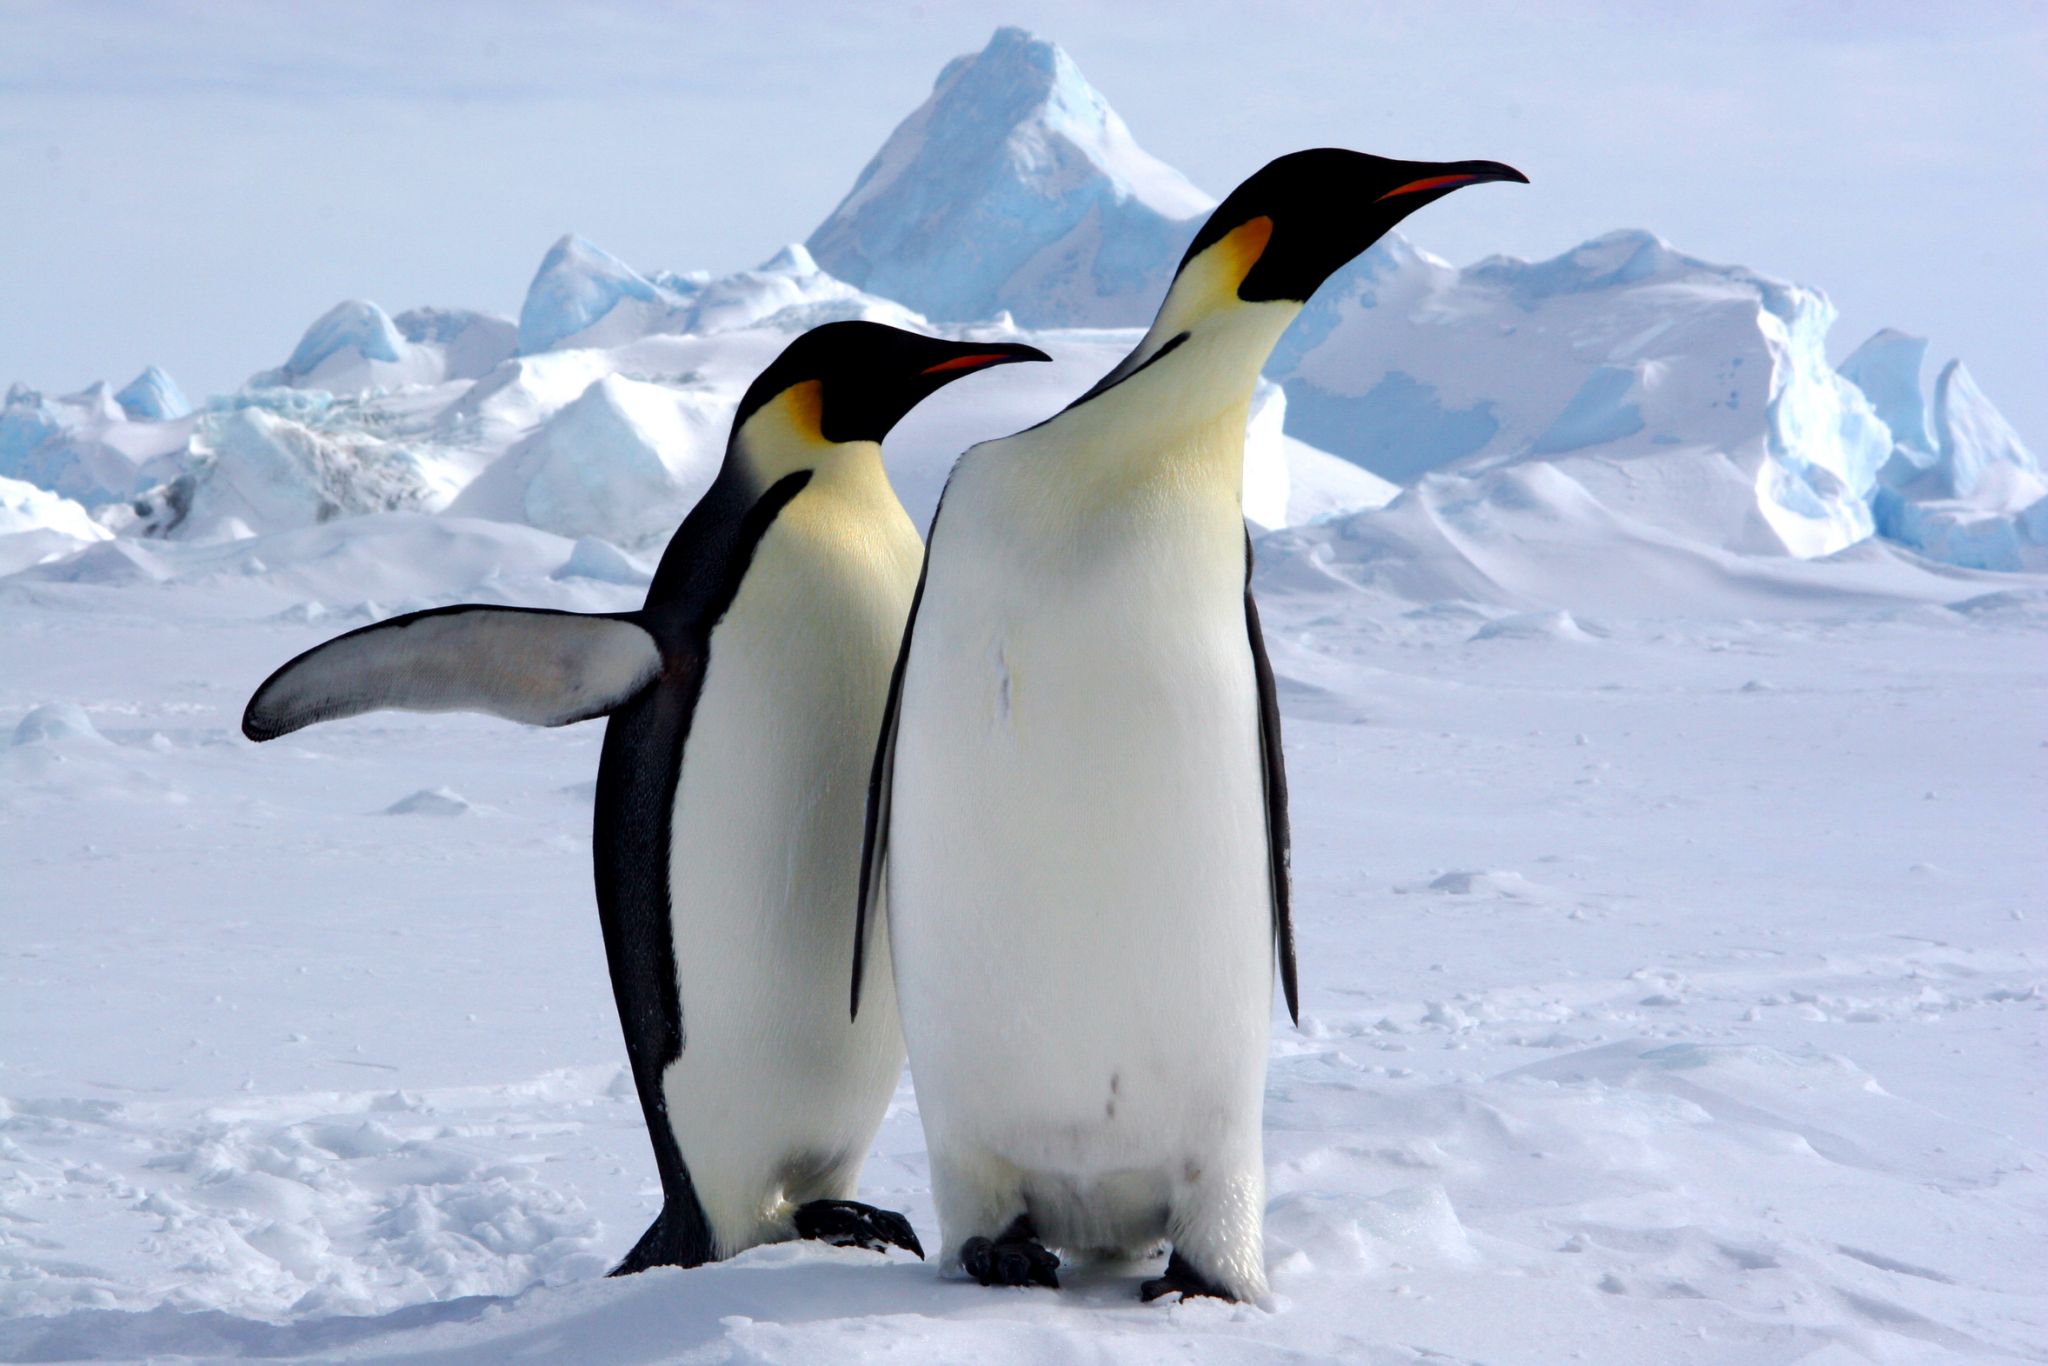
xmin=792 ymin=1198 xmax=925 ymax=1259
xmin=959 ymin=1216 xmax=1060 ymax=1289
xmin=1139 ymin=1249 xmax=1237 ymax=1303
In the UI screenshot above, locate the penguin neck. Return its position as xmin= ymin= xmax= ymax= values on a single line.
xmin=730 ymin=381 xmax=834 ymax=487
xmin=1049 ymin=288 xmax=1301 ymax=497
xmin=1052 ymin=211 xmax=1304 ymax=458
xmin=641 ymin=384 xmax=850 ymax=611
xmin=734 ymin=425 xmax=914 ymax=562
xmin=1134 ymin=296 xmax=1301 ymax=425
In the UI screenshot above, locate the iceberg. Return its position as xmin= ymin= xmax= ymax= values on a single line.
xmin=2 ymin=25 xmax=2032 ymax=593
xmin=1842 ymin=340 xmax=2046 ymax=570
xmin=113 ymin=366 xmax=192 ymax=422
xmin=681 ymin=243 xmax=924 ymax=337
xmin=282 ymin=300 xmax=406 ymax=376
xmin=0 ymin=474 xmax=112 ymax=576
xmin=1839 ymin=329 xmax=1934 ymax=463
xmin=257 ymin=300 xmax=522 ymax=395
xmin=1 ymin=385 xmax=65 ymax=484
xmin=449 ymin=374 xmax=725 ymax=546
xmin=806 ymin=27 xmax=1212 ymax=328
xmin=1270 ymin=230 xmax=1894 ymax=557
xmin=126 ymin=404 xmax=433 ymax=540
xmin=393 ymin=308 xmax=519 ymax=382
xmin=1932 ymin=359 xmax=2038 ymax=502
xmin=252 ymin=299 xmax=458 ymax=394
xmin=1 ymin=380 xmax=190 ymax=506
xmin=517 ymin=235 xmax=691 ymax=355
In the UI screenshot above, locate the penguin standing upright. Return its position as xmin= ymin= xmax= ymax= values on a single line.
xmin=244 ymin=321 xmax=1048 ymax=1273
xmin=856 ymin=150 xmax=1525 ymax=1301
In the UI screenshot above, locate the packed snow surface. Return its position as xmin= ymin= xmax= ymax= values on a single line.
xmin=1 ymin=520 xmax=2042 ymax=1363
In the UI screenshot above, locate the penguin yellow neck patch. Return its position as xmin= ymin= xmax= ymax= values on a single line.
xmin=739 ymin=380 xmax=837 ymax=484
xmin=1154 ymin=215 xmax=1276 ymax=330
xmin=774 ymin=380 xmax=827 ymax=440
xmin=1216 ymin=216 xmax=1274 ymax=290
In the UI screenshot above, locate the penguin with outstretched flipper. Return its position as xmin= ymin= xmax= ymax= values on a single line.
xmin=247 ymin=321 xmax=1048 ymax=1273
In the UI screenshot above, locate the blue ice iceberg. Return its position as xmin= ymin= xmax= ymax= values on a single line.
xmin=517 ymin=235 xmax=688 ymax=355
xmin=806 ymin=27 xmax=1212 ymax=328
xmin=114 ymin=366 xmax=192 ymax=422
xmin=284 ymin=300 xmax=408 ymax=379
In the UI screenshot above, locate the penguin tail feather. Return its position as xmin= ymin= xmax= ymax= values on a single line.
xmin=609 ymin=1197 xmax=717 ymax=1276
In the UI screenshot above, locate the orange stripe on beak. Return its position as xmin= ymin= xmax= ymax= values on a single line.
xmin=1376 ymin=173 xmax=1486 ymax=202
xmin=921 ymin=352 xmax=1012 ymax=375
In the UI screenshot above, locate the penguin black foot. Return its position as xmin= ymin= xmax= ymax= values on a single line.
xmin=610 ymin=1196 xmax=715 ymax=1276
xmin=960 ymin=1214 xmax=1060 ymax=1289
xmin=792 ymin=1198 xmax=925 ymax=1259
xmin=1140 ymin=1249 xmax=1238 ymax=1302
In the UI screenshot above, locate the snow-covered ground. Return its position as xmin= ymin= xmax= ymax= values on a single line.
xmin=3 ymin=22 xmax=2044 ymax=1365
xmin=2 ymin=524 xmax=2043 ymax=1363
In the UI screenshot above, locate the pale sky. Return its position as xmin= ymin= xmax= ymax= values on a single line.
xmin=3 ymin=1 xmax=2042 ymax=440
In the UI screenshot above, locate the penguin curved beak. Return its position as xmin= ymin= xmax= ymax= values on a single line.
xmin=920 ymin=342 xmax=1053 ymax=376
xmin=1377 ymin=159 xmax=1529 ymax=203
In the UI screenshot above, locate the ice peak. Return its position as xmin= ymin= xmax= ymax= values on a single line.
xmin=115 ymin=366 xmax=192 ymax=422
xmin=758 ymin=243 xmax=819 ymax=276
xmin=537 ymin=233 xmax=644 ymax=284
xmin=518 ymin=234 xmax=667 ymax=355
xmin=285 ymin=300 xmax=406 ymax=378
xmin=1839 ymin=329 xmax=1933 ymax=456
xmin=48 ymin=380 xmax=126 ymax=426
xmin=1933 ymin=359 xmax=2037 ymax=498
xmin=806 ymin=27 xmax=1212 ymax=327
xmin=924 ymin=27 xmax=1114 ymax=163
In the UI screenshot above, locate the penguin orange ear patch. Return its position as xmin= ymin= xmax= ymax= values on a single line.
xmin=1377 ymin=173 xmax=1487 ymax=202
xmin=920 ymin=353 xmax=1013 ymax=375
xmin=779 ymin=379 xmax=826 ymax=436
xmin=1219 ymin=216 xmax=1274 ymax=283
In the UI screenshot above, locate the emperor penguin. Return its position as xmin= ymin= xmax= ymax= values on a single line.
xmin=242 ymin=321 xmax=1048 ymax=1274
xmin=854 ymin=150 xmax=1525 ymax=1301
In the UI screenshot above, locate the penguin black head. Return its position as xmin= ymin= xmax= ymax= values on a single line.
xmin=1176 ymin=148 xmax=1529 ymax=306
xmin=729 ymin=322 xmax=1050 ymax=468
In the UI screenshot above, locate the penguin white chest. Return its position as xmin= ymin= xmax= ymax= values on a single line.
xmin=888 ymin=457 xmax=1274 ymax=1189
xmin=660 ymin=484 xmax=920 ymax=1251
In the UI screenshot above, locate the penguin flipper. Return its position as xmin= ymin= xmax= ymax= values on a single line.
xmin=852 ymin=484 xmax=952 ymax=1021
xmin=242 ymin=605 xmax=669 ymax=742
xmin=1245 ymin=532 xmax=1298 ymax=1025
xmin=852 ymin=551 xmax=926 ymax=1021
